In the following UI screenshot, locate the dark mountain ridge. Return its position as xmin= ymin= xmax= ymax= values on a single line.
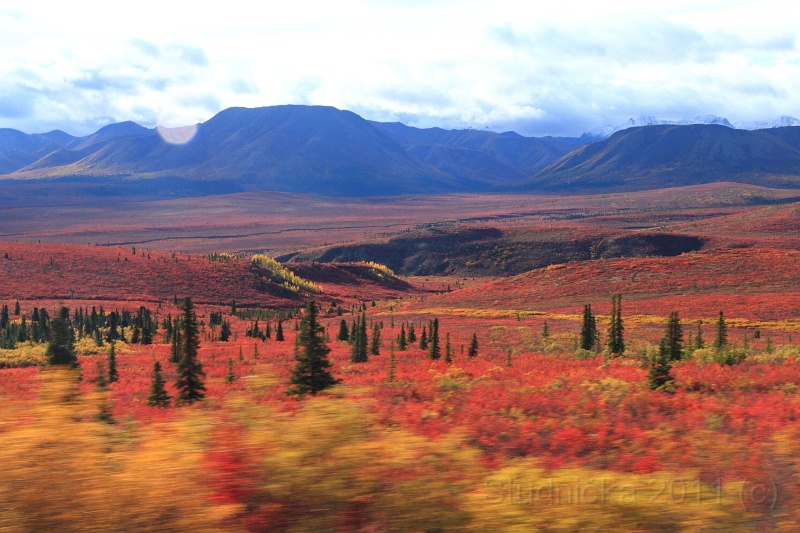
xmin=2 ymin=106 xmax=800 ymax=197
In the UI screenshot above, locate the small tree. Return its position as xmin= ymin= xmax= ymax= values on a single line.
xmin=370 ymin=322 xmax=382 ymax=356
xmin=467 ymin=333 xmax=479 ymax=357
xmin=648 ymin=338 xmax=674 ymax=392
xmin=287 ymin=300 xmax=340 ymax=396
xmin=664 ymin=311 xmax=684 ymax=361
xmin=147 ymin=361 xmax=171 ymax=407
xmin=407 ymin=322 xmax=417 ymax=344
xmin=714 ymin=311 xmax=727 ymax=350
xmin=219 ymin=321 xmax=231 ymax=342
xmin=444 ymin=332 xmax=452 ymax=363
xmin=427 ymin=318 xmax=440 ymax=360
xmin=695 ymin=320 xmax=704 ymax=350
xmin=336 ymin=319 xmax=350 ymax=342
xmin=606 ymin=294 xmax=625 ymax=355
xmin=226 ymin=358 xmax=236 ymax=384
xmin=397 ymin=323 xmax=407 ymax=351
xmin=419 ymin=325 xmax=428 ymax=350
xmin=580 ymin=304 xmax=596 ymax=351
xmin=47 ymin=306 xmax=77 ymax=366
xmin=350 ymin=313 xmax=368 ymax=363
xmin=275 ymin=320 xmax=285 ymax=341
xmin=174 ymin=297 xmax=206 ymax=404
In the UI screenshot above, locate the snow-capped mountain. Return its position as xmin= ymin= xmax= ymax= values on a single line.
xmin=592 ymin=114 xmax=800 ymax=138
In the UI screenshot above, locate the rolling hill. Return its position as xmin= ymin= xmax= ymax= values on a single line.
xmin=514 ymin=124 xmax=800 ymax=191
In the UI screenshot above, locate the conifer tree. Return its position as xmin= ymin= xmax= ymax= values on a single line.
xmin=14 ymin=299 xmax=20 ymax=315
xmin=351 ymin=313 xmax=368 ymax=363
xmin=370 ymin=322 xmax=382 ymax=356
xmin=46 ymin=306 xmax=77 ymax=366
xmin=664 ymin=311 xmax=684 ymax=361
xmin=275 ymin=320 xmax=285 ymax=341
xmin=444 ymin=332 xmax=452 ymax=363
xmin=287 ymin=300 xmax=340 ymax=396
xmin=648 ymin=337 xmax=674 ymax=392
xmin=606 ymin=294 xmax=625 ymax=355
xmin=108 ymin=342 xmax=118 ymax=383
xmin=468 ymin=333 xmax=479 ymax=357
xmin=174 ymin=297 xmax=206 ymax=404
xmin=541 ymin=321 xmax=549 ymax=340
xmin=419 ymin=325 xmax=428 ymax=350
xmin=397 ymin=323 xmax=407 ymax=351
xmin=407 ymin=322 xmax=417 ymax=344
xmin=695 ymin=320 xmax=704 ymax=350
xmin=336 ymin=319 xmax=349 ymax=341
xmin=427 ymin=318 xmax=441 ymax=360
xmin=219 ymin=321 xmax=231 ymax=342
xmin=170 ymin=330 xmax=182 ymax=364
xmin=714 ymin=311 xmax=727 ymax=350
xmin=147 ymin=361 xmax=171 ymax=407
xmin=580 ymin=304 xmax=596 ymax=351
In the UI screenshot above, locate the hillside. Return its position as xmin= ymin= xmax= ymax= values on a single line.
xmin=515 ymin=124 xmax=800 ymax=191
xmin=405 ymin=247 xmax=800 ymax=322
xmin=0 ymin=242 xmax=414 ymax=307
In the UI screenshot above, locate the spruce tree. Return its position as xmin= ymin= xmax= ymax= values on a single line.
xmin=108 ymin=342 xmax=119 ymax=383
xmin=607 ymin=294 xmax=625 ymax=355
xmin=397 ymin=323 xmax=407 ymax=351
xmin=664 ymin=311 xmax=684 ymax=361
xmin=427 ymin=318 xmax=441 ymax=360
xmin=580 ymin=304 xmax=596 ymax=351
xmin=219 ymin=321 xmax=231 ymax=342
xmin=695 ymin=320 xmax=705 ymax=350
xmin=387 ymin=342 xmax=396 ymax=383
xmin=419 ymin=325 xmax=428 ymax=350
xmin=147 ymin=361 xmax=171 ymax=407
xmin=648 ymin=337 xmax=674 ymax=391
xmin=714 ymin=311 xmax=727 ymax=350
xmin=287 ymin=300 xmax=340 ymax=396
xmin=46 ymin=306 xmax=77 ymax=366
xmin=541 ymin=321 xmax=549 ymax=340
xmin=468 ymin=333 xmax=479 ymax=357
xmin=174 ymin=297 xmax=206 ymax=404
xmin=444 ymin=332 xmax=452 ymax=363
xmin=370 ymin=322 xmax=382 ymax=356
xmin=336 ymin=319 xmax=349 ymax=341
xmin=14 ymin=299 xmax=20 ymax=315
xmin=407 ymin=322 xmax=417 ymax=344
xmin=275 ymin=320 xmax=285 ymax=341
xmin=351 ymin=313 xmax=368 ymax=363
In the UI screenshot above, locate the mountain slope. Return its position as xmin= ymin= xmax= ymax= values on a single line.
xmin=370 ymin=121 xmax=583 ymax=186
xmin=514 ymin=124 xmax=800 ymax=191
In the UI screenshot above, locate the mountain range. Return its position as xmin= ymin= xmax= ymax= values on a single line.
xmin=1 ymin=105 xmax=800 ymax=197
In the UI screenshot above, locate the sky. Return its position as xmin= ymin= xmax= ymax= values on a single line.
xmin=1 ymin=0 xmax=798 ymax=137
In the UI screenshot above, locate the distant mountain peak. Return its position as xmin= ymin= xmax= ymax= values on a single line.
xmin=592 ymin=114 xmax=799 ymax=138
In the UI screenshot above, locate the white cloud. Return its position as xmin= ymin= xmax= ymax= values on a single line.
xmin=0 ymin=0 xmax=798 ymax=136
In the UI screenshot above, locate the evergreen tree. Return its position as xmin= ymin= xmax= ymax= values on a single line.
xmin=170 ymin=330 xmax=182 ymax=364
xmin=370 ymin=322 xmax=382 ymax=356
xmin=606 ymin=294 xmax=625 ymax=355
xmin=219 ymin=320 xmax=231 ymax=342
xmin=695 ymin=320 xmax=705 ymax=350
xmin=427 ymin=318 xmax=441 ymax=360
xmin=174 ymin=297 xmax=206 ymax=404
xmin=468 ymin=333 xmax=479 ymax=357
xmin=337 ymin=319 xmax=350 ymax=342
xmin=350 ymin=313 xmax=368 ymax=363
xmin=714 ymin=311 xmax=727 ymax=350
xmin=287 ymin=300 xmax=340 ymax=396
xmin=397 ymin=323 xmax=407 ymax=351
xmin=407 ymin=322 xmax=417 ymax=344
xmin=444 ymin=332 xmax=452 ymax=363
xmin=664 ymin=311 xmax=684 ymax=361
xmin=14 ymin=299 xmax=20 ymax=315
xmin=580 ymin=304 xmax=596 ymax=351
xmin=541 ymin=321 xmax=549 ymax=340
xmin=108 ymin=342 xmax=119 ymax=383
xmin=147 ymin=361 xmax=171 ymax=407
xmin=46 ymin=306 xmax=77 ymax=366
xmin=275 ymin=320 xmax=285 ymax=341
xmin=648 ymin=337 xmax=674 ymax=392
xmin=387 ymin=342 xmax=396 ymax=383
xmin=419 ymin=325 xmax=428 ymax=350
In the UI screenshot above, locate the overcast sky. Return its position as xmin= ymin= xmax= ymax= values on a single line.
xmin=1 ymin=1 xmax=798 ymax=137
